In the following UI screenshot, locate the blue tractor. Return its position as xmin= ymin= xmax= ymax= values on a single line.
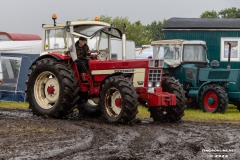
xmin=151 ymin=40 xmax=240 ymax=113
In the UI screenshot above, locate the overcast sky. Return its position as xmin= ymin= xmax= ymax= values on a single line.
xmin=0 ymin=0 xmax=239 ymax=36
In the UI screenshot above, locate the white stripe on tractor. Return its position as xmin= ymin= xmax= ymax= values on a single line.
xmin=91 ymin=68 xmax=146 ymax=87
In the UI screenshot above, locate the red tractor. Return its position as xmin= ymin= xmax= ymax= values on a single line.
xmin=26 ymin=16 xmax=186 ymax=123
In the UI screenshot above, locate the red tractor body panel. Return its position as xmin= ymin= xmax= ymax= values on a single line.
xmin=89 ymin=59 xmax=150 ymax=70
xmin=49 ymin=53 xmax=72 ymax=60
xmin=48 ymin=53 xmax=177 ymax=107
xmin=136 ymin=87 xmax=176 ymax=106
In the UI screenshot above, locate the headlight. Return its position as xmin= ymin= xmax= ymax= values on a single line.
xmin=156 ymin=81 xmax=160 ymax=87
xmin=148 ymin=82 xmax=153 ymax=87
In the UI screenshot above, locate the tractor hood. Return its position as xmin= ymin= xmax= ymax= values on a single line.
xmin=89 ymin=59 xmax=163 ymax=70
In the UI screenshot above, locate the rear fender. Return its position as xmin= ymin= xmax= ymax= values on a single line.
xmin=30 ymin=54 xmax=71 ymax=67
xmin=30 ymin=54 xmax=79 ymax=79
xmin=192 ymin=81 xmax=219 ymax=101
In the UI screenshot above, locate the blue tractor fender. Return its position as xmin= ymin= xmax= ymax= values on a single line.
xmin=195 ymin=81 xmax=219 ymax=101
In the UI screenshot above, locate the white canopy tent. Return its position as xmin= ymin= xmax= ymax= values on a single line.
xmin=0 ymin=40 xmax=42 ymax=54
xmin=0 ymin=41 xmax=41 ymax=102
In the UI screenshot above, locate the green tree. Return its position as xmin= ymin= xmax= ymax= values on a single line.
xmin=100 ymin=15 xmax=131 ymax=31
xmin=200 ymin=8 xmax=240 ymax=18
xmin=200 ymin=10 xmax=219 ymax=18
xmin=100 ymin=16 xmax=151 ymax=46
xmin=148 ymin=20 xmax=164 ymax=41
xmin=219 ymin=7 xmax=240 ymax=18
xmin=127 ymin=21 xmax=151 ymax=46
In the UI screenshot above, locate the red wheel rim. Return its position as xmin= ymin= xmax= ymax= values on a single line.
xmin=47 ymin=85 xmax=55 ymax=94
xmin=204 ymin=91 xmax=218 ymax=111
xmin=115 ymin=98 xmax=122 ymax=107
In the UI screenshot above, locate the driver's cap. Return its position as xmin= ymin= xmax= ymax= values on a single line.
xmin=79 ymin=37 xmax=87 ymax=41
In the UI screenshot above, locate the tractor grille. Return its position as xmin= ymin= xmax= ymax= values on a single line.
xmin=149 ymin=69 xmax=162 ymax=86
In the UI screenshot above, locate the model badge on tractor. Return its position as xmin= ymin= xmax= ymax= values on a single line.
xmin=26 ymin=15 xmax=186 ymax=123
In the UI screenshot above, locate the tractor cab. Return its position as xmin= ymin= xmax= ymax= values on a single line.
xmin=42 ymin=17 xmax=123 ymax=61
xmin=151 ymin=40 xmax=208 ymax=68
xmin=151 ymin=40 xmax=210 ymax=100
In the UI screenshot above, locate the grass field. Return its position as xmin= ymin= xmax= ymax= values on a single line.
xmin=137 ymin=105 xmax=240 ymax=123
xmin=0 ymin=101 xmax=29 ymax=110
xmin=0 ymin=101 xmax=239 ymax=123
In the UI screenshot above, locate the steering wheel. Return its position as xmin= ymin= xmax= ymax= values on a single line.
xmin=97 ymin=50 xmax=108 ymax=60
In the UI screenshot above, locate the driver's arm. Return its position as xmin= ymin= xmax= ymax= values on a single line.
xmin=85 ymin=45 xmax=91 ymax=56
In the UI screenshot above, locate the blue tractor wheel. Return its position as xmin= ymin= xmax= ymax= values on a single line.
xmin=200 ymin=85 xmax=228 ymax=113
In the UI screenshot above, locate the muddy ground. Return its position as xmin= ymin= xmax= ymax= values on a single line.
xmin=0 ymin=109 xmax=240 ymax=160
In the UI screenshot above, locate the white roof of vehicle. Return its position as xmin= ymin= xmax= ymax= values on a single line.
xmin=182 ymin=40 xmax=206 ymax=45
xmin=43 ymin=21 xmax=111 ymax=29
xmin=151 ymin=39 xmax=206 ymax=45
xmin=151 ymin=40 xmax=184 ymax=45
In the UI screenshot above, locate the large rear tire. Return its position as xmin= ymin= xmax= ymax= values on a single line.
xmin=26 ymin=58 xmax=79 ymax=118
xmin=100 ymin=76 xmax=138 ymax=124
xmin=199 ymin=84 xmax=228 ymax=113
xmin=149 ymin=76 xmax=185 ymax=122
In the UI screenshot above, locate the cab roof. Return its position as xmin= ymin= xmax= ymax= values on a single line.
xmin=42 ymin=20 xmax=122 ymax=39
xmin=151 ymin=40 xmax=184 ymax=45
xmin=151 ymin=39 xmax=206 ymax=45
xmin=42 ymin=21 xmax=110 ymax=29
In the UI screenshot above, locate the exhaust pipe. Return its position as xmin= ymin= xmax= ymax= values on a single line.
xmin=122 ymin=24 xmax=126 ymax=60
xmin=227 ymin=42 xmax=231 ymax=69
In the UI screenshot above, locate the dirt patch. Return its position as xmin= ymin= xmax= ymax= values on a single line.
xmin=0 ymin=108 xmax=239 ymax=159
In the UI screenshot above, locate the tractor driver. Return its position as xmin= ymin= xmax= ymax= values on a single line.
xmin=75 ymin=37 xmax=90 ymax=81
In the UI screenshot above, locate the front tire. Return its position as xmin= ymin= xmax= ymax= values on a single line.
xmin=199 ymin=84 xmax=228 ymax=113
xmin=149 ymin=76 xmax=185 ymax=122
xmin=100 ymin=76 xmax=138 ymax=124
xmin=26 ymin=58 xmax=79 ymax=118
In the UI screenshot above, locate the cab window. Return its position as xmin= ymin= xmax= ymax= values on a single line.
xmin=44 ymin=29 xmax=67 ymax=50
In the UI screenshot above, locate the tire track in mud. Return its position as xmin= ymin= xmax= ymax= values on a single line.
xmin=66 ymin=121 xmax=141 ymax=160
xmin=207 ymin=126 xmax=240 ymax=159
xmin=1 ymin=109 xmax=240 ymax=159
xmin=125 ymin=122 xmax=240 ymax=160
xmin=0 ymin=109 xmax=95 ymax=159
xmin=150 ymin=123 xmax=207 ymax=160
